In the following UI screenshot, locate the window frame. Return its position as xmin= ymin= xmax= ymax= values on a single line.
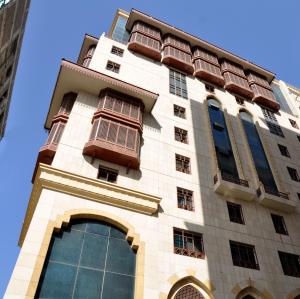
xmin=205 ymin=83 xmax=215 ymax=93
xmin=175 ymin=154 xmax=191 ymax=174
xmin=271 ymin=213 xmax=288 ymax=235
xmin=227 ymin=202 xmax=244 ymax=225
xmin=174 ymin=104 xmax=186 ymax=119
xmin=169 ymin=69 xmax=188 ymax=99
xmin=287 ymin=166 xmax=300 ymax=182
xmin=278 ymin=251 xmax=300 ymax=278
xmin=177 ymin=187 xmax=194 ymax=211
xmin=278 ymin=144 xmax=290 ymax=158
xmin=174 ymin=127 xmax=188 ymax=144
xmin=111 ymin=45 xmax=124 ymax=57
xmin=289 ymin=118 xmax=299 ymax=129
xmin=266 ymin=121 xmax=284 ymax=137
xmin=97 ymin=166 xmax=118 ymax=183
xmin=106 ymin=60 xmax=121 ymax=73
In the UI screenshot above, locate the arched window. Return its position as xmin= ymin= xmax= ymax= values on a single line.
xmin=35 ymin=219 xmax=136 ymax=299
xmin=207 ymin=98 xmax=239 ymax=179
xmin=174 ymin=284 xmax=204 ymax=299
xmin=240 ymin=111 xmax=278 ymax=192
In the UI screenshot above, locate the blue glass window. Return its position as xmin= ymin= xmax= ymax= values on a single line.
xmin=35 ymin=219 xmax=136 ymax=299
xmin=207 ymin=98 xmax=239 ymax=178
xmin=112 ymin=15 xmax=130 ymax=43
xmin=240 ymin=111 xmax=278 ymax=192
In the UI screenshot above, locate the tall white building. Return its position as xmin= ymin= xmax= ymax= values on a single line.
xmin=5 ymin=8 xmax=300 ymax=299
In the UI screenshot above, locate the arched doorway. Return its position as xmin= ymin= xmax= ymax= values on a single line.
xmin=34 ymin=218 xmax=136 ymax=299
xmin=174 ymin=284 xmax=204 ymax=299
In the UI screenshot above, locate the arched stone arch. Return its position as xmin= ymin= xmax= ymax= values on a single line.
xmin=230 ymin=279 xmax=273 ymax=299
xmin=206 ymin=96 xmax=223 ymax=109
xmin=25 ymin=208 xmax=144 ymax=299
xmin=286 ymin=288 xmax=300 ymax=299
xmin=159 ymin=271 xmax=215 ymax=299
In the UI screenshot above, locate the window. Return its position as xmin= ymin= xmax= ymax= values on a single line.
xmin=177 ymin=187 xmax=193 ymax=211
xmin=230 ymin=241 xmax=259 ymax=270
xmin=98 ymin=166 xmax=118 ymax=183
xmin=111 ymin=14 xmax=130 ymax=43
xmin=287 ymin=167 xmax=300 ymax=182
xmin=271 ymin=214 xmax=288 ymax=235
xmin=266 ymin=121 xmax=284 ymax=137
xmin=111 ymin=46 xmax=124 ymax=57
xmin=174 ymin=127 xmax=188 ymax=144
xmin=5 ymin=65 xmax=12 ymax=78
xmin=205 ymin=84 xmax=214 ymax=93
xmin=278 ymin=144 xmax=290 ymax=157
xmin=235 ymin=97 xmax=245 ymax=105
xmin=227 ymin=202 xmax=244 ymax=224
xmin=35 ymin=219 xmax=136 ymax=298
xmin=174 ymin=285 xmax=204 ymax=299
xmin=175 ymin=154 xmax=190 ymax=174
xmin=289 ymin=118 xmax=299 ymax=129
xmin=278 ymin=251 xmax=300 ymax=277
xmin=173 ymin=228 xmax=204 ymax=259
xmin=297 ymin=193 xmax=300 ymax=200
xmin=174 ymin=104 xmax=186 ymax=119
xmin=262 ymin=107 xmax=277 ymax=122
xmin=106 ymin=60 xmax=120 ymax=73
xmin=297 ymin=135 xmax=300 ymax=142
xmin=169 ymin=69 xmax=188 ymax=99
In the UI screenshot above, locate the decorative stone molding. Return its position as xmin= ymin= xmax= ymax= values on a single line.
xmin=159 ymin=270 xmax=215 ymax=299
xmin=19 ymin=163 xmax=161 ymax=246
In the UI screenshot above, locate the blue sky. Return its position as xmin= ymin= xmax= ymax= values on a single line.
xmin=1 ymin=0 xmax=300 ymax=296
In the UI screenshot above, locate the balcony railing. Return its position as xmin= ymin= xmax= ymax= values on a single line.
xmin=257 ymin=186 xmax=289 ymax=200
xmin=214 ymin=171 xmax=249 ymax=187
xmin=174 ymin=247 xmax=204 ymax=259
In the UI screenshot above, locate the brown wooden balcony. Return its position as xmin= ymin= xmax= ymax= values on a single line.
xmin=256 ymin=184 xmax=296 ymax=213
xmin=83 ymin=116 xmax=141 ymax=169
xmin=128 ymin=21 xmax=162 ymax=61
xmin=213 ymin=170 xmax=255 ymax=201
xmin=193 ymin=48 xmax=225 ymax=87
xmin=221 ymin=60 xmax=253 ymax=98
xmin=247 ymin=72 xmax=280 ymax=111
xmin=162 ymin=34 xmax=193 ymax=74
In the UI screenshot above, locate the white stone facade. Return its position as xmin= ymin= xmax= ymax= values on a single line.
xmin=4 ymin=32 xmax=300 ymax=299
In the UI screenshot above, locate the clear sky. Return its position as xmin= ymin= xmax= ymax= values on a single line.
xmin=1 ymin=0 xmax=300 ymax=296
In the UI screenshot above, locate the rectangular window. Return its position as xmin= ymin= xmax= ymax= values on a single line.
xmin=278 ymin=144 xmax=290 ymax=157
xmin=98 ymin=166 xmax=118 ymax=183
xmin=169 ymin=69 xmax=188 ymax=99
xmin=174 ymin=127 xmax=188 ymax=144
xmin=106 ymin=60 xmax=120 ymax=73
xmin=262 ymin=107 xmax=277 ymax=123
xmin=289 ymin=118 xmax=299 ymax=129
xmin=111 ymin=46 xmax=124 ymax=57
xmin=287 ymin=167 xmax=300 ymax=182
xmin=205 ymin=84 xmax=215 ymax=93
xmin=227 ymin=202 xmax=244 ymax=224
xmin=278 ymin=251 xmax=300 ymax=277
xmin=297 ymin=135 xmax=300 ymax=142
xmin=173 ymin=228 xmax=204 ymax=259
xmin=230 ymin=241 xmax=259 ymax=270
xmin=174 ymin=104 xmax=186 ymax=119
xmin=271 ymin=214 xmax=288 ymax=235
xmin=177 ymin=187 xmax=194 ymax=211
xmin=266 ymin=121 xmax=284 ymax=137
xmin=175 ymin=154 xmax=190 ymax=174
xmin=297 ymin=193 xmax=300 ymax=200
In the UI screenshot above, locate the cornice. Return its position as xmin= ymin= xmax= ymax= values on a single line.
xmin=19 ymin=163 xmax=161 ymax=246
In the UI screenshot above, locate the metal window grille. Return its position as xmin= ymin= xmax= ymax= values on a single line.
xmin=174 ymin=127 xmax=188 ymax=144
xmin=173 ymin=228 xmax=204 ymax=259
xmin=174 ymin=104 xmax=186 ymax=119
xmin=174 ymin=285 xmax=204 ymax=299
xmin=106 ymin=60 xmax=120 ymax=73
xmin=227 ymin=202 xmax=244 ymax=224
xmin=262 ymin=107 xmax=277 ymax=123
xmin=98 ymin=166 xmax=118 ymax=183
xmin=169 ymin=69 xmax=188 ymax=99
xmin=230 ymin=241 xmax=259 ymax=270
xmin=111 ymin=46 xmax=124 ymax=57
xmin=271 ymin=214 xmax=288 ymax=235
xmin=235 ymin=97 xmax=245 ymax=105
xmin=278 ymin=251 xmax=300 ymax=277
xmin=175 ymin=154 xmax=190 ymax=174
xmin=177 ymin=187 xmax=194 ymax=211
xmin=266 ymin=121 xmax=284 ymax=137
xmin=287 ymin=167 xmax=300 ymax=182
xmin=205 ymin=84 xmax=215 ymax=93
xmin=278 ymin=144 xmax=290 ymax=157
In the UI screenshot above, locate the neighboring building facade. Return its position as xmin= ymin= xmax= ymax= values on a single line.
xmin=0 ymin=0 xmax=30 ymax=140
xmin=5 ymin=8 xmax=300 ymax=299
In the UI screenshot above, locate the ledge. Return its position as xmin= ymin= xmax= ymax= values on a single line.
xmin=20 ymin=163 xmax=161 ymax=246
xmin=44 ymin=60 xmax=159 ymax=129
xmin=213 ymin=170 xmax=255 ymax=201
xmin=256 ymin=184 xmax=296 ymax=213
